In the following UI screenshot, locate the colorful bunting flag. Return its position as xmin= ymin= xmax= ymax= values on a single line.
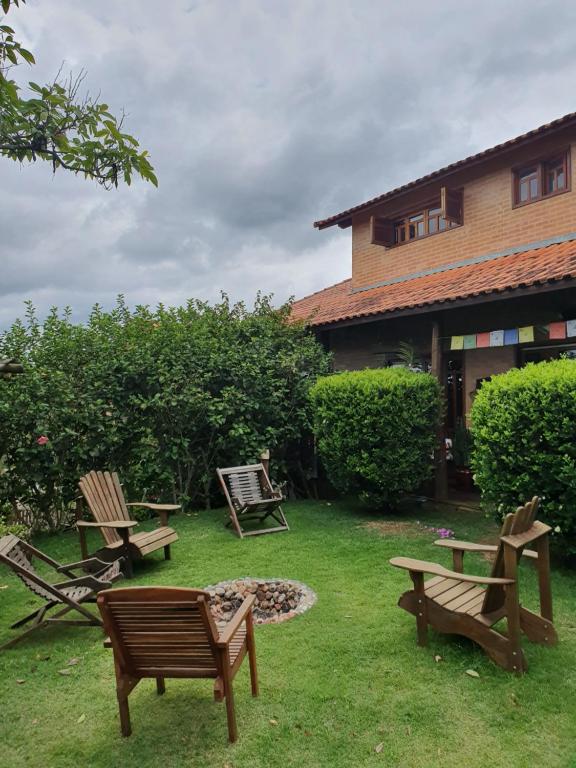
xmin=518 ymin=326 xmax=534 ymax=343
xmin=549 ymin=321 xmax=566 ymax=340
xmin=463 ymin=334 xmax=476 ymax=349
xmin=567 ymin=319 xmax=576 ymax=337
xmin=504 ymin=328 xmax=519 ymax=345
xmin=451 ymin=335 xmax=464 ymax=350
xmin=489 ymin=330 xmax=504 ymax=347
xmin=476 ymin=332 xmax=491 ymax=348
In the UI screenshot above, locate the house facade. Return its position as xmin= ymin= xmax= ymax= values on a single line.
xmin=293 ymin=113 xmax=576 ymax=441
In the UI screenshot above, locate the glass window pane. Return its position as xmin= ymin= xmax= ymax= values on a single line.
xmin=409 ymin=214 xmax=424 ymax=223
xmin=417 ymin=221 xmax=424 ymax=236
xmin=408 ymin=224 xmax=416 ymax=239
xmin=439 ymin=217 xmax=447 ymax=231
xmin=529 ymin=177 xmax=539 ymax=197
xmin=428 ymin=208 xmax=442 ymax=216
xmin=428 ymin=218 xmax=437 ymax=234
xmin=519 ymin=180 xmax=528 ymax=202
xmin=558 ymin=169 xmax=565 ymax=189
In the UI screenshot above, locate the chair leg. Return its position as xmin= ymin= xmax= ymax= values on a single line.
xmin=163 ymin=544 xmax=171 ymax=561
xmin=156 ymin=677 xmax=165 ymax=695
xmin=223 ymin=673 xmax=238 ymax=743
xmin=118 ymin=693 xmax=132 ymax=737
xmin=410 ymin=572 xmax=428 ymax=647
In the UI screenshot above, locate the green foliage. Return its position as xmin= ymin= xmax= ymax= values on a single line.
xmin=452 ymin=417 xmax=473 ymax=467
xmin=310 ymin=367 xmax=442 ymax=507
xmin=0 ymin=0 xmax=156 ymax=188
xmin=0 ymin=297 xmax=330 ymax=530
xmin=471 ymin=358 xmax=576 ymax=557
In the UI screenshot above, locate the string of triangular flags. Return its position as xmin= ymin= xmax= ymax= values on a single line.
xmin=450 ymin=320 xmax=576 ymax=350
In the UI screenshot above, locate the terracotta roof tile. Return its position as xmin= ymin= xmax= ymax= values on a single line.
xmin=291 ymin=240 xmax=576 ymax=327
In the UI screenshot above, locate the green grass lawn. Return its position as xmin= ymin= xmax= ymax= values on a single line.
xmin=1 ymin=499 xmax=576 ymax=768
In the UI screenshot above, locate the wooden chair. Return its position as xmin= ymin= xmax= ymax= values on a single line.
xmin=390 ymin=497 xmax=557 ymax=673
xmin=216 ymin=463 xmax=289 ymax=538
xmin=0 ymin=534 xmax=123 ymax=650
xmin=78 ymin=470 xmax=180 ymax=578
xmin=97 ymin=586 xmax=259 ymax=742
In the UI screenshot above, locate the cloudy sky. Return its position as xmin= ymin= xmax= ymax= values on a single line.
xmin=2 ymin=0 xmax=576 ymax=327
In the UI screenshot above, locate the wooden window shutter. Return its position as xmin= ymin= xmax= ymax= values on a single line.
xmin=441 ymin=186 xmax=463 ymax=225
xmin=370 ymin=216 xmax=395 ymax=247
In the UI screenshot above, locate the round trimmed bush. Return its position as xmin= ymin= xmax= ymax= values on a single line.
xmin=471 ymin=358 xmax=576 ymax=557
xmin=310 ymin=367 xmax=442 ymax=507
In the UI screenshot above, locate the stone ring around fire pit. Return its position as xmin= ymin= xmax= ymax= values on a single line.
xmin=205 ymin=577 xmax=317 ymax=625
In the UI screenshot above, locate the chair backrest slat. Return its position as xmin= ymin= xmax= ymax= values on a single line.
xmin=482 ymin=496 xmax=541 ymax=614
xmin=98 ymin=587 xmax=220 ymax=676
xmin=218 ymin=463 xmax=272 ymax=505
xmin=79 ymin=471 xmax=131 ymax=545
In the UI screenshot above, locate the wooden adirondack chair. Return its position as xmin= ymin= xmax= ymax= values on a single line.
xmin=0 ymin=534 xmax=123 ymax=650
xmin=216 ymin=463 xmax=289 ymax=538
xmin=97 ymin=586 xmax=259 ymax=742
xmin=77 ymin=470 xmax=180 ymax=578
xmin=390 ymin=497 xmax=557 ymax=673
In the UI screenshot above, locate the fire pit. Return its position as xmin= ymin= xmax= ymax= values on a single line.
xmin=205 ymin=577 xmax=317 ymax=625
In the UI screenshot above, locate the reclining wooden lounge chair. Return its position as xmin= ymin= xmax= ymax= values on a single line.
xmin=0 ymin=534 xmax=123 ymax=650
xmin=97 ymin=586 xmax=259 ymax=742
xmin=78 ymin=470 xmax=179 ymax=578
xmin=390 ymin=497 xmax=557 ymax=673
xmin=216 ymin=463 xmax=289 ymax=538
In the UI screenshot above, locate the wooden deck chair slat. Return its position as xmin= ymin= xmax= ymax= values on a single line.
xmin=78 ymin=470 xmax=180 ymax=577
xmin=216 ymin=462 xmax=289 ymax=538
xmin=98 ymin=587 xmax=259 ymax=741
xmin=390 ymin=496 xmax=558 ymax=674
xmin=0 ymin=534 xmax=123 ymax=650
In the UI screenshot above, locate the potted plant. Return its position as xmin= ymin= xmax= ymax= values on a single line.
xmin=452 ymin=418 xmax=474 ymax=491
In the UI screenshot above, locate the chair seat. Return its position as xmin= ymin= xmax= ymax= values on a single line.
xmin=425 ymin=576 xmax=491 ymax=621
xmin=60 ymin=584 xmax=93 ymax=602
xmin=106 ymin=526 xmax=178 ymax=556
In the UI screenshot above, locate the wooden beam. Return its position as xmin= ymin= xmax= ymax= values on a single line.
xmin=431 ymin=321 xmax=448 ymax=501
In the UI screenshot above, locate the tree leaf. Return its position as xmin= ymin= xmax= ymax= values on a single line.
xmin=465 ymin=669 xmax=480 ymax=678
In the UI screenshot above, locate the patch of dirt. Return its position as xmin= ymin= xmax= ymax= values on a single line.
xmin=359 ymin=521 xmax=422 ymax=537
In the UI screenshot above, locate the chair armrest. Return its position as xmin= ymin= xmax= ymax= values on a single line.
xmin=434 ymin=539 xmax=538 ymax=560
xmin=126 ymin=502 xmax=179 ymax=527
xmin=389 ymin=556 xmax=514 ymax=585
xmin=217 ymin=594 xmax=256 ymax=646
xmin=125 ymin=503 xmax=180 ymax=511
xmin=56 ymin=556 xmax=110 ymax=573
xmin=434 ymin=539 xmax=498 ymax=553
xmin=76 ymin=520 xmax=137 ymax=529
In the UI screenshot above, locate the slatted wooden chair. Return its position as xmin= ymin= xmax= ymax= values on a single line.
xmin=216 ymin=463 xmax=289 ymax=538
xmin=390 ymin=497 xmax=557 ymax=673
xmin=97 ymin=586 xmax=259 ymax=742
xmin=0 ymin=534 xmax=123 ymax=650
xmin=78 ymin=470 xmax=180 ymax=578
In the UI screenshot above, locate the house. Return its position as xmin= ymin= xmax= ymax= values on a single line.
xmin=293 ymin=112 xmax=576 ymax=452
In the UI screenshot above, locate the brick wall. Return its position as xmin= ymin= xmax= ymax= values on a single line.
xmin=351 ymin=133 xmax=576 ymax=289
xmin=463 ymin=346 xmax=517 ymax=420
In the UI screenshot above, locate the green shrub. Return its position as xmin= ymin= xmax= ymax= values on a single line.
xmin=310 ymin=367 xmax=442 ymax=507
xmin=471 ymin=358 xmax=576 ymax=557
xmin=0 ymin=296 xmax=330 ymax=530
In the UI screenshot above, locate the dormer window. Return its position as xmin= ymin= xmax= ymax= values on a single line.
xmin=370 ymin=186 xmax=463 ymax=248
xmin=513 ymin=150 xmax=570 ymax=206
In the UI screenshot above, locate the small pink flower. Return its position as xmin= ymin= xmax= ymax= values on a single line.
xmin=36 ymin=435 xmax=49 ymax=446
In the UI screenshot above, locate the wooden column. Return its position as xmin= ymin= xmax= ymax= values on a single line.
xmin=431 ymin=321 xmax=448 ymax=501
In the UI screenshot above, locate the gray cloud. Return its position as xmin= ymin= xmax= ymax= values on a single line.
xmin=2 ymin=0 xmax=576 ymax=327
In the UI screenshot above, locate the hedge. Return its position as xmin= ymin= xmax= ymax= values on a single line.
xmin=0 ymin=296 xmax=330 ymax=531
xmin=471 ymin=358 xmax=576 ymax=557
xmin=310 ymin=367 xmax=442 ymax=507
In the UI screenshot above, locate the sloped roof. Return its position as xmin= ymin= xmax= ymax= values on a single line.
xmin=314 ymin=112 xmax=576 ymax=230
xmin=291 ymin=239 xmax=576 ymax=327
